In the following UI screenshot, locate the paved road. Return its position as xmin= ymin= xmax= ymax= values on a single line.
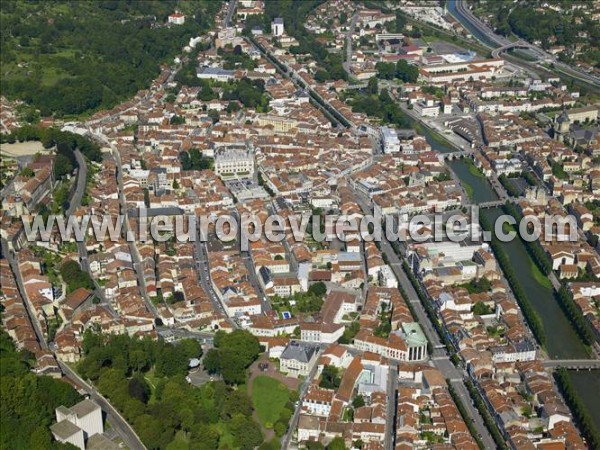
xmin=223 ymin=0 xmax=237 ymax=28
xmin=342 ymin=12 xmax=358 ymax=74
xmin=282 ymin=354 xmax=321 ymax=450
xmin=452 ymin=0 xmax=600 ymax=89
xmin=384 ymin=362 xmax=398 ymax=450
xmin=543 ymin=359 xmax=600 ymax=370
xmin=96 ymin=132 xmax=158 ymax=318
xmin=65 ymin=149 xmax=114 ymax=313
xmin=193 ymin=235 xmax=233 ymax=321
xmin=349 ymin=189 xmax=497 ymax=450
xmin=66 ymin=149 xmax=87 ymax=217
xmin=2 ymin=239 xmax=49 ymax=351
xmin=1 ymin=238 xmax=146 ymax=449
xmin=59 ymin=361 xmax=147 ymax=450
xmin=247 ymin=36 xmax=351 ymax=129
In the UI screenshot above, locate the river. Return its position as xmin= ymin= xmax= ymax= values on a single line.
xmin=567 ymin=371 xmax=600 ymax=430
xmin=448 ymin=159 xmax=497 ymax=204
xmin=416 ymin=116 xmax=499 ymax=204
xmin=418 ymin=95 xmax=587 ymax=358
xmin=415 ymin=5 xmax=598 ymax=432
xmin=481 ymin=208 xmax=589 ymax=359
xmin=446 ymin=0 xmax=499 ymax=48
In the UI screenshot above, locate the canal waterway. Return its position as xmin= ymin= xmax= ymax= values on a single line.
xmin=448 ymin=159 xmax=498 ymax=204
xmin=481 ymin=208 xmax=589 ymax=359
xmin=567 ymin=370 xmax=600 ymax=430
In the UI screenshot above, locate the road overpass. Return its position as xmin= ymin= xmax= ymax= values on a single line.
xmin=491 ymin=40 xmax=547 ymax=59
xmin=451 ymin=0 xmax=600 ymax=90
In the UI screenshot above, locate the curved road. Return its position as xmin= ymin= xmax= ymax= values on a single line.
xmin=451 ymin=0 xmax=600 ymax=90
xmin=59 ymin=361 xmax=147 ymax=450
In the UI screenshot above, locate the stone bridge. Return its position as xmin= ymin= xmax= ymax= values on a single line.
xmin=542 ymin=359 xmax=600 ymax=371
xmin=441 ymin=149 xmax=475 ymax=161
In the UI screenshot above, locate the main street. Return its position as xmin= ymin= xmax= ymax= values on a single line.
xmin=192 ymin=234 xmax=233 ymax=322
xmin=223 ymin=0 xmax=237 ymax=28
xmin=1 ymin=239 xmax=49 ymax=351
xmin=282 ymin=356 xmax=321 ymax=450
xmin=342 ymin=11 xmax=358 ymax=75
xmin=247 ymin=36 xmax=352 ymax=129
xmin=384 ymin=362 xmax=398 ymax=450
xmin=349 ymin=188 xmax=498 ymax=450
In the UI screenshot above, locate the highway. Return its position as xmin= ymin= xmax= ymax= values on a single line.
xmin=450 ymin=0 xmax=600 ymax=90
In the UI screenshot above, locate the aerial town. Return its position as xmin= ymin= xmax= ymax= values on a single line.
xmin=0 ymin=1 xmax=599 ymax=450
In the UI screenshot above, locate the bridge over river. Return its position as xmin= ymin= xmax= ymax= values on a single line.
xmin=543 ymin=359 xmax=600 ymax=371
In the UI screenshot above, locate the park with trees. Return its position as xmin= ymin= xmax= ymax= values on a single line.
xmin=0 ymin=328 xmax=81 ymax=449
xmin=76 ymin=329 xmax=268 ymax=450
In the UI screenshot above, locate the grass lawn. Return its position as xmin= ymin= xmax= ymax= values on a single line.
xmin=251 ymin=375 xmax=290 ymax=428
xmin=465 ymin=159 xmax=485 ymax=178
xmin=144 ymin=368 xmax=160 ymax=404
xmin=531 ymin=259 xmax=553 ymax=289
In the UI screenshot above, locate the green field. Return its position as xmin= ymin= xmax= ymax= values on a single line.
xmin=251 ymin=376 xmax=290 ymax=428
xmin=0 ymin=1 xmax=222 ymax=117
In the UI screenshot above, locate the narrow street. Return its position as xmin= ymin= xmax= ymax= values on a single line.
xmin=1 ymin=238 xmax=146 ymax=450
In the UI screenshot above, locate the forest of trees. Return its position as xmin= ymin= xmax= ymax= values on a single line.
xmin=1 ymin=126 xmax=103 ymax=183
xmin=347 ymin=88 xmax=413 ymax=128
xmin=0 ymin=328 xmax=81 ymax=449
xmin=77 ymin=330 xmax=265 ymax=450
xmin=202 ymin=330 xmax=261 ymax=385
xmin=482 ymin=0 xmax=600 ymax=64
xmin=264 ymin=0 xmax=347 ymax=81
xmin=554 ymin=368 xmax=600 ymax=450
xmin=1 ymin=1 xmax=222 ymax=116
xmin=60 ymin=260 xmax=95 ymax=294
xmin=179 ymin=148 xmax=213 ymax=171
xmin=375 ymin=60 xmax=419 ymax=83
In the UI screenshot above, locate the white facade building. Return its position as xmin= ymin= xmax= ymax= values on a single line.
xmin=272 ymin=18 xmax=284 ymax=36
xmin=168 ymin=12 xmax=185 ymax=25
xmin=214 ymin=148 xmax=255 ymax=178
xmin=52 ymin=399 xmax=103 ymax=449
xmin=279 ymin=341 xmax=319 ymax=377
xmin=380 ymin=126 xmax=400 ymax=153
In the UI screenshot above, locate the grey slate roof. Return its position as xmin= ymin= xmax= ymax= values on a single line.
xmin=281 ymin=341 xmax=318 ymax=363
